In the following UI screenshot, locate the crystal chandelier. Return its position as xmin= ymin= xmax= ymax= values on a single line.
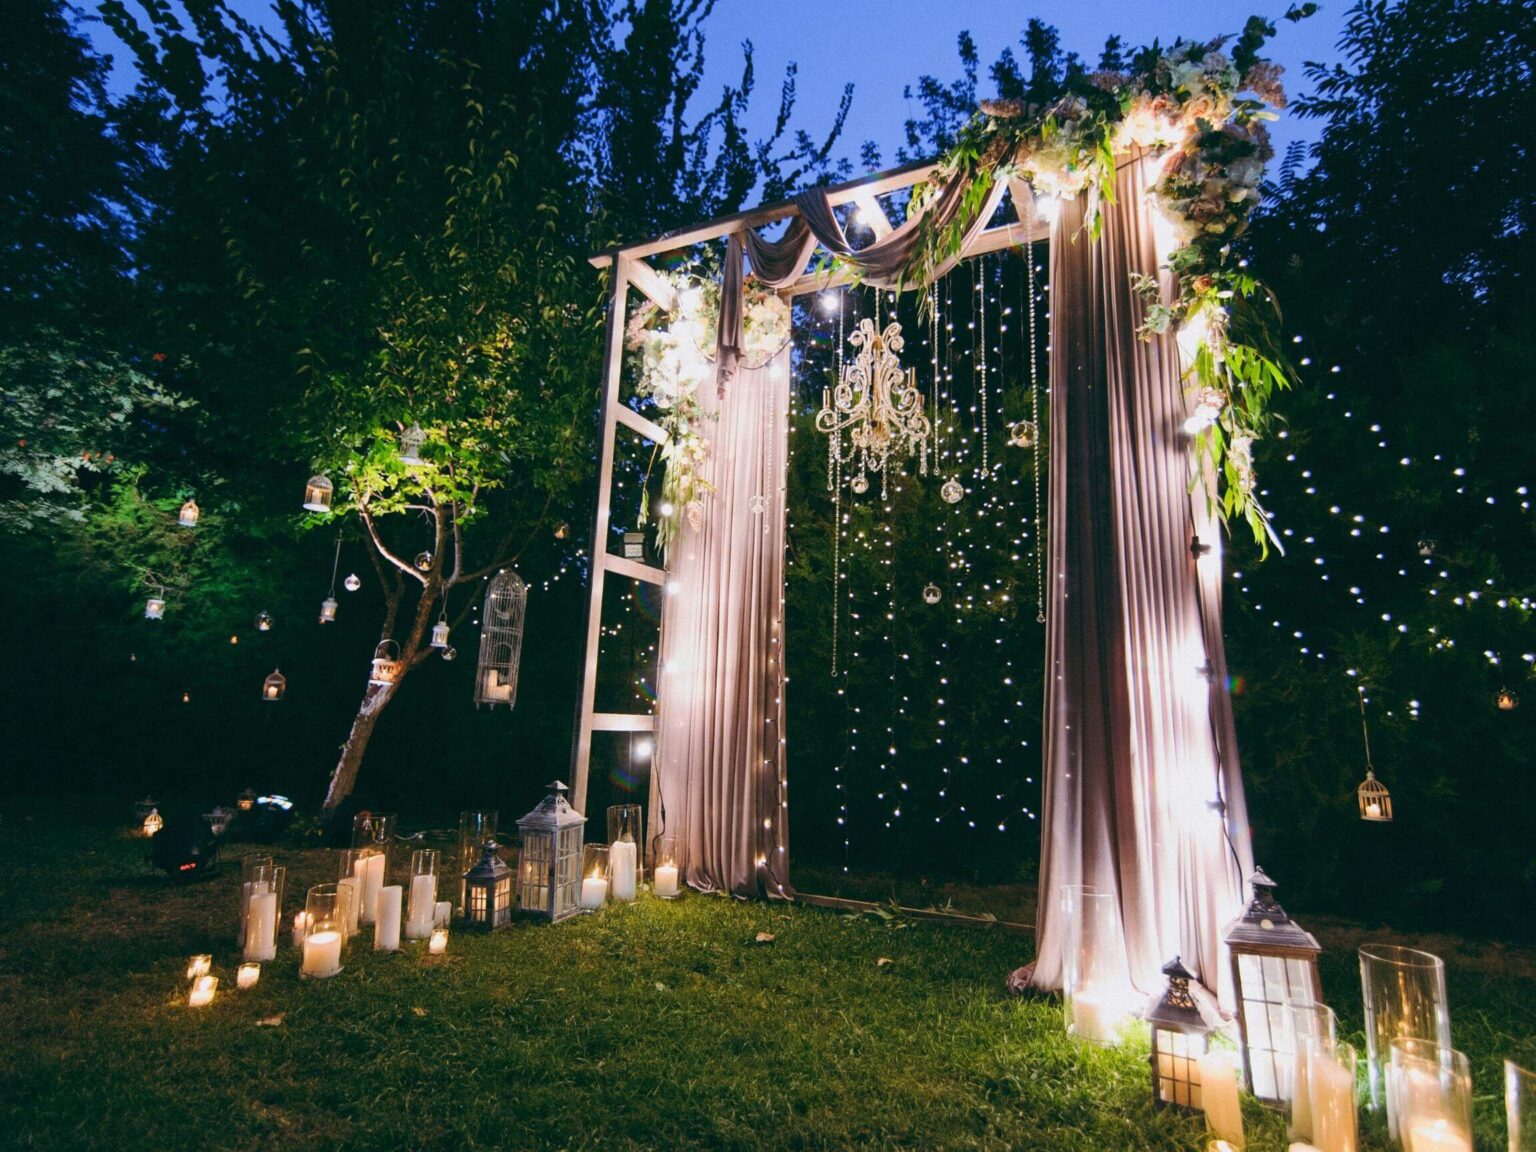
xmin=816 ymin=317 xmax=930 ymax=498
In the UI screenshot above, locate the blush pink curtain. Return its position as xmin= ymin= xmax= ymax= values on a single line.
xmin=652 ymin=348 xmax=792 ymax=898
xmin=1030 ymin=152 xmax=1253 ymax=1002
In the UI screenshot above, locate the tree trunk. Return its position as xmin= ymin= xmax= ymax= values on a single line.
xmin=323 ymin=678 xmax=400 ymax=811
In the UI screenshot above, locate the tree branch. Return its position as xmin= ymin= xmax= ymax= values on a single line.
xmin=360 ymin=502 xmax=427 ymax=585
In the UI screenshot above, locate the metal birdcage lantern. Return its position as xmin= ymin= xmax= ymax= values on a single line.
xmin=319 ymin=596 xmax=338 ymax=623
xmin=475 ymin=569 xmax=527 ymax=708
xmin=1224 ymin=867 xmax=1324 ymax=1103
xmin=141 ymin=808 xmax=164 ymax=837
xmin=398 ymin=422 xmax=426 ymax=466
xmin=263 ymin=668 xmax=287 ymax=701
xmin=302 ymin=474 xmax=333 ymax=512
xmin=1147 ymin=957 xmax=1223 ymax=1113
xmin=1355 ymin=685 xmax=1392 ymax=821
xmin=369 ymin=640 xmax=403 ymax=687
xmin=178 ymin=499 xmax=200 ymax=527
xmin=516 ymin=781 xmax=586 ymax=923
xmin=255 ymin=610 xmax=273 ymax=632
xmin=1497 ymin=686 xmax=1520 ymax=711
xmin=622 ymin=531 xmax=645 ymax=561
xmin=431 ymin=619 xmax=450 ymax=649
xmin=238 ymin=788 xmax=257 ymax=812
xmin=462 ymin=840 xmax=515 ymax=929
xmin=144 ymin=595 xmax=166 ymax=620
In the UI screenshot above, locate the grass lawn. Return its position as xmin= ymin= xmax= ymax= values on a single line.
xmin=2 ymin=800 xmax=1531 ymax=1151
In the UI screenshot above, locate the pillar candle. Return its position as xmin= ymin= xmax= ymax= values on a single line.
xmin=374 ymin=885 xmax=402 ymax=952
xmin=406 ymin=871 xmax=436 ymax=939
xmin=301 ymin=929 xmax=342 ymax=977
xmin=244 ymin=890 xmax=278 ymax=962
xmin=236 ymin=963 xmax=260 ymax=990
xmin=1308 ymin=1050 xmax=1357 ymax=1152
xmin=654 ymin=862 xmax=680 ymax=899
xmin=433 ymin=900 xmax=452 ymax=929
xmin=1403 ymin=1119 xmax=1472 ymax=1152
xmin=355 ymin=852 xmax=385 ymax=924
xmin=186 ymin=954 xmax=212 ymax=981
xmin=291 ymin=910 xmax=310 ymax=949
xmin=1289 ymin=1043 xmax=1315 ymax=1141
xmin=188 ymin=975 xmax=217 ymax=1007
xmin=610 ymin=838 xmax=637 ymax=902
xmin=1198 ymin=1049 xmax=1245 ymax=1149
xmin=1070 ymin=989 xmax=1126 ymax=1044
xmin=428 ymin=927 xmax=448 ymax=955
xmin=580 ymin=872 xmax=608 ymax=909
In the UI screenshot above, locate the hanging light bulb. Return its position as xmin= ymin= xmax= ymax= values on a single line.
xmin=941 ymin=478 xmax=964 ymax=505
xmin=923 ymin=583 xmax=942 ymax=605
xmin=343 ymin=573 xmax=361 ymax=592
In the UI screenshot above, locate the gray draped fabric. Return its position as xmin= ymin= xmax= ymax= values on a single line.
xmin=1030 ymin=152 xmax=1252 ymax=1003
xmin=653 ymin=348 xmax=792 ymax=898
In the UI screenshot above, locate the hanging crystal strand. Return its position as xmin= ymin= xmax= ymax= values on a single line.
xmin=1027 ymin=220 xmax=1046 ymax=624
xmin=979 ymin=254 xmax=989 ymax=476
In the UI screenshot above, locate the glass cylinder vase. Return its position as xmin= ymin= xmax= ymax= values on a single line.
xmin=1508 ymin=1060 xmax=1535 ymax=1152
xmin=300 ymin=884 xmax=346 ymax=978
xmin=653 ymin=836 xmax=681 ymax=899
xmin=606 ymin=804 xmax=642 ymax=901
xmin=339 ymin=847 xmax=386 ymax=926
xmin=1286 ymin=1002 xmax=1339 ymax=1142
xmin=351 ymin=810 xmax=396 ymax=848
xmin=457 ymin=810 xmax=498 ymax=911
xmin=405 ymin=849 xmax=438 ymax=940
xmin=579 ymin=844 xmax=609 ymax=911
xmin=1060 ymin=884 xmax=1134 ymax=1045
xmin=242 ymin=863 xmax=284 ymax=963
xmin=1359 ymin=944 xmax=1451 ymax=1111
xmin=1391 ymin=1040 xmax=1471 ymax=1152
xmin=1306 ymin=1040 xmax=1358 ymax=1152
xmin=237 ymin=853 xmax=274 ymax=949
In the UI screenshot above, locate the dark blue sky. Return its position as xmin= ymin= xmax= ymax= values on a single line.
xmin=89 ymin=1 xmax=1348 ymax=176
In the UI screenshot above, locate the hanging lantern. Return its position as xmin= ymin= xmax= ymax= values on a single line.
xmin=622 ymin=531 xmax=645 ymax=561
xmin=414 ymin=551 xmax=433 ymax=572
xmin=144 ymin=595 xmax=166 ymax=620
xmin=178 ymin=499 xmax=200 ymax=527
xmin=369 ymin=640 xmax=404 ymax=687
xmin=1497 ymin=687 xmax=1519 ymax=711
xmin=431 ymin=619 xmax=450 ymax=649
xmin=515 ymin=781 xmax=586 ymax=923
xmin=923 ymin=583 xmax=942 ymax=605
xmin=302 ymin=474 xmax=333 ymax=512
xmin=238 ymin=788 xmax=257 ymax=812
xmin=262 ymin=668 xmax=287 ymax=701
xmin=941 ymin=477 xmax=964 ymax=504
xmin=1358 ymin=770 xmax=1393 ymax=822
xmin=398 ymin=422 xmax=426 ymax=466
xmin=474 ymin=569 xmax=527 ymax=709
xmin=181 ymin=691 xmax=190 ymax=704
xmin=1008 ymin=419 xmax=1038 ymax=449
xmin=442 ymin=645 xmax=457 ymax=662
xmin=1224 ymin=867 xmax=1323 ymax=1103
xmin=553 ymin=521 xmax=570 ymax=540
xmin=133 ymin=796 xmax=159 ymax=825
xmin=318 ymin=596 xmax=338 ymax=623
xmin=1417 ymin=538 xmax=1436 ymax=558
xmin=204 ymin=806 xmax=236 ymax=836
xmin=142 ymin=808 xmax=164 ymax=837
xmin=344 ymin=573 xmax=361 ymax=592
xmin=1147 ymin=957 xmax=1223 ymax=1112
xmin=462 ymin=840 xmax=515 ymax=929
xmin=255 ymin=611 xmax=273 ymax=632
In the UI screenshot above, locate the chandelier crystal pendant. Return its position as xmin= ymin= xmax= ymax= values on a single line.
xmin=816 ymin=317 xmax=931 ymax=499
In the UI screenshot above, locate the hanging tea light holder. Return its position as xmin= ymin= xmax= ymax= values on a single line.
xmin=369 ymin=640 xmax=404 ymax=687
xmin=262 ymin=668 xmax=287 ymax=701
xmin=178 ymin=498 xmax=200 ymax=527
xmin=319 ymin=531 xmax=342 ymax=624
xmin=255 ymin=610 xmax=273 ymax=632
xmin=398 ymin=422 xmax=426 ymax=467
xmin=302 ymin=474 xmax=333 ymax=513
xmin=1355 ymin=686 xmax=1392 ymax=822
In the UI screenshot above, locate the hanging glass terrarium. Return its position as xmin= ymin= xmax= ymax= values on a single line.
xmin=178 ymin=499 xmax=200 ymax=527
xmin=343 ymin=573 xmax=361 ymax=592
xmin=302 ymin=474 xmax=333 ymax=512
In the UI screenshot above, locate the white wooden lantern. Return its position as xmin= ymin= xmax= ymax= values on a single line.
xmin=302 ymin=474 xmax=333 ymax=512
xmin=369 ymin=640 xmax=403 ymax=687
xmin=431 ymin=620 xmax=450 ymax=649
xmin=318 ymin=596 xmax=338 ymax=624
xmin=1224 ymin=867 xmax=1323 ymax=1103
xmin=144 ymin=596 xmax=166 ymax=620
xmin=515 ymin=781 xmax=586 ymax=922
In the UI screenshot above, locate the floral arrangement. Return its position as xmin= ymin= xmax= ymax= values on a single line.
xmin=900 ymin=14 xmax=1297 ymax=552
xmin=626 ymin=274 xmax=791 ymax=556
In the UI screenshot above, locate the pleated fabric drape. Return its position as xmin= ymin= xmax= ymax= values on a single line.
xmin=652 ymin=347 xmax=793 ymax=898
xmin=1030 ymin=151 xmax=1253 ymax=1002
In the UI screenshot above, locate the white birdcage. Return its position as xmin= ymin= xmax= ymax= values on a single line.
xmin=515 ymin=782 xmax=586 ymax=922
xmin=178 ymin=499 xmax=200 ymax=527
xmin=475 ymin=569 xmax=527 ymax=709
xmin=369 ymin=640 xmax=404 ymax=687
xmin=302 ymin=474 xmax=333 ymax=512
xmin=398 ymin=423 xmax=426 ymax=466
xmin=263 ymin=668 xmax=287 ymax=701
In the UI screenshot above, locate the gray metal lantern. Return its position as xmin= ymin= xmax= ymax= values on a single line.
xmin=462 ymin=840 xmax=514 ymax=929
xmin=302 ymin=474 xmax=333 ymax=512
xmin=398 ymin=422 xmax=426 ymax=466
xmin=515 ymin=781 xmax=586 ymax=922
xmin=318 ymin=596 xmax=338 ymax=624
xmin=144 ymin=595 xmax=166 ymax=620
xmin=474 ymin=569 xmax=527 ymax=709
xmin=622 ymin=531 xmax=645 ymax=560
xmin=1224 ymin=867 xmax=1324 ymax=1103
xmin=1147 ymin=957 xmax=1223 ymax=1113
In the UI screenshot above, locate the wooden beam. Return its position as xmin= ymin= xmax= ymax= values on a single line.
xmin=851 ymin=193 xmax=893 ymax=239
xmin=614 ymin=404 xmax=668 ymax=446
xmin=622 ymin=256 xmax=678 ymax=312
xmin=605 ymin=554 xmax=667 ymax=586
xmin=590 ymin=157 xmax=939 ymax=268
xmin=797 ymin=892 xmax=1035 ymax=935
xmin=591 ymin=712 xmax=656 ymax=732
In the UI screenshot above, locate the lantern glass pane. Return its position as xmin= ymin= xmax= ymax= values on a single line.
xmin=1155 ymin=1028 xmax=1206 ymax=1110
xmin=1235 ymin=949 xmax=1318 ymax=1101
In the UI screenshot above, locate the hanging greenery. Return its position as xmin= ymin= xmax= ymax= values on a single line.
xmin=897 ymin=15 xmax=1297 ymax=552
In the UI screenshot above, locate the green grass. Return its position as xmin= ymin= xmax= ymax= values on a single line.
xmin=2 ymin=801 xmax=1531 ymax=1151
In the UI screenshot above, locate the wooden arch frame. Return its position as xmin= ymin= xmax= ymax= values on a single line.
xmin=570 ymin=158 xmax=1049 ymax=815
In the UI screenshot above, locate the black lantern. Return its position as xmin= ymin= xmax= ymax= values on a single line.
xmin=1146 ymin=957 xmax=1223 ymax=1112
xmin=238 ymin=788 xmax=257 ymax=812
xmin=1224 ymin=867 xmax=1323 ymax=1103
xmin=622 ymin=531 xmax=645 ymax=561
xmin=462 ymin=840 xmax=515 ymax=929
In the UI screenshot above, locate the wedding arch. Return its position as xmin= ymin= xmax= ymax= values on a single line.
xmin=569 ymin=27 xmax=1291 ymax=1006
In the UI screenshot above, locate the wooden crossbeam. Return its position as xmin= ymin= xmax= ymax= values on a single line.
xmin=615 ymin=405 xmax=668 ymax=445
xmin=591 ymin=712 xmax=656 ymax=732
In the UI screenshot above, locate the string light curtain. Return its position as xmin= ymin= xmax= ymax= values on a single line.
xmin=1030 ymin=151 xmax=1252 ymax=1005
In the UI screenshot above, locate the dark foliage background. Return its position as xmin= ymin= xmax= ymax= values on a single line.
xmin=4 ymin=0 xmax=1534 ymax=937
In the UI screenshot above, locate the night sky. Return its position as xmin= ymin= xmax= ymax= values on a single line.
xmin=87 ymin=0 xmax=1348 ymax=182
